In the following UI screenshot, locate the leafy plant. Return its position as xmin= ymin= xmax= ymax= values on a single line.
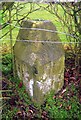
xmin=2 ymin=53 xmax=13 ymax=75
xmin=43 ymin=85 xmax=81 ymax=120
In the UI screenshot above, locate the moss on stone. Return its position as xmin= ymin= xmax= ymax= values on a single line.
xmin=14 ymin=20 xmax=65 ymax=104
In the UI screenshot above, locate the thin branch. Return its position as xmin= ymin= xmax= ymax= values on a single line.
xmin=75 ymin=7 xmax=81 ymax=13
xmin=2 ymin=2 xmax=14 ymax=14
xmin=1 ymin=21 xmax=10 ymax=30
xmin=0 ymin=90 xmax=12 ymax=92
xmin=18 ymin=7 xmax=41 ymax=23
xmin=0 ymin=97 xmax=11 ymax=100
xmin=0 ymin=26 xmax=15 ymax=39
xmin=59 ymin=3 xmax=73 ymax=16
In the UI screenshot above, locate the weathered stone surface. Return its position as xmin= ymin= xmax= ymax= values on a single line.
xmin=14 ymin=20 xmax=64 ymax=104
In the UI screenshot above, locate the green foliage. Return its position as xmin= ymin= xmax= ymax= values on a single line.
xmin=2 ymin=76 xmax=32 ymax=119
xmin=2 ymin=106 xmax=18 ymax=120
xmin=2 ymin=53 xmax=32 ymax=119
xmin=44 ymin=87 xmax=81 ymax=120
xmin=9 ymin=75 xmax=32 ymax=105
xmin=2 ymin=53 xmax=13 ymax=75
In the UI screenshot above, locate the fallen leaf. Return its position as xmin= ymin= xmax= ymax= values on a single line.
xmin=64 ymin=78 xmax=69 ymax=82
xmin=28 ymin=110 xmax=33 ymax=114
xmin=59 ymin=95 xmax=63 ymax=98
xmin=61 ymin=89 xmax=66 ymax=94
xmin=53 ymin=96 xmax=56 ymax=99
xmin=66 ymin=105 xmax=71 ymax=110
xmin=60 ymin=104 xmax=63 ymax=108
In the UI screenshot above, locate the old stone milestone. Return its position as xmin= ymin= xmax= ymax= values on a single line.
xmin=14 ymin=20 xmax=64 ymax=104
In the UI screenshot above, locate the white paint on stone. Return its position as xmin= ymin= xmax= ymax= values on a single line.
xmin=29 ymin=79 xmax=34 ymax=97
xmin=36 ymin=81 xmax=42 ymax=90
xmin=24 ymin=72 xmax=29 ymax=81
xmin=36 ymin=77 xmax=52 ymax=94
xmin=43 ymin=78 xmax=52 ymax=94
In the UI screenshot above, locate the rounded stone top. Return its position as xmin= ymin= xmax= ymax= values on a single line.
xmin=22 ymin=19 xmax=51 ymax=23
xmin=20 ymin=20 xmax=56 ymax=29
xmin=28 ymin=19 xmax=50 ymax=22
xmin=14 ymin=20 xmax=64 ymax=65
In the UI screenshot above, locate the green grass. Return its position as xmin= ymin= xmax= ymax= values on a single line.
xmin=1 ymin=2 xmax=68 ymax=45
